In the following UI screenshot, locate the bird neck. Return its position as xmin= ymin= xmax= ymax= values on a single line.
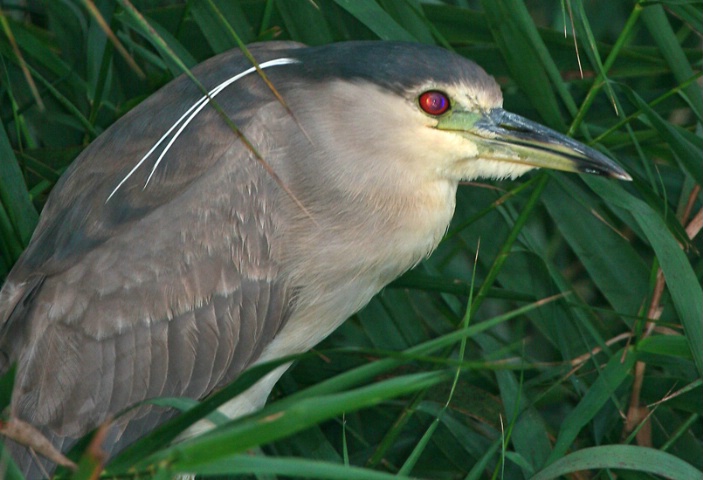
xmin=275 ymin=177 xmax=457 ymax=346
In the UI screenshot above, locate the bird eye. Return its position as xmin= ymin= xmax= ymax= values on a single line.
xmin=419 ymin=91 xmax=450 ymax=116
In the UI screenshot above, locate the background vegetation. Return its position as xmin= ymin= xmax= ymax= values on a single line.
xmin=0 ymin=0 xmax=701 ymax=479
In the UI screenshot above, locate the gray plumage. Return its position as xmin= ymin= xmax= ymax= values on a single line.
xmin=0 ymin=41 xmax=628 ymax=478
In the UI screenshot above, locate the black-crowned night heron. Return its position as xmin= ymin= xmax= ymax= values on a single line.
xmin=0 ymin=41 xmax=630 ymax=478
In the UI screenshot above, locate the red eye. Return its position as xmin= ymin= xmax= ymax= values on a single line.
xmin=419 ymin=91 xmax=450 ymax=116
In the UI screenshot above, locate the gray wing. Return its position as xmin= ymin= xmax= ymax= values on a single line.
xmin=0 ymin=41 xmax=303 ymax=475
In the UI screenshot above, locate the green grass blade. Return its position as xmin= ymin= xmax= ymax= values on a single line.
xmin=275 ymin=0 xmax=334 ymax=45
xmin=587 ymin=177 xmax=703 ymax=375
xmin=147 ymin=372 xmax=447 ymax=472
xmin=331 ymin=0 xmax=418 ymax=42
xmin=545 ymin=176 xmax=649 ymax=314
xmin=624 ymin=85 xmax=703 ymax=182
xmin=641 ymin=4 xmax=702 ymax=120
xmin=534 ymin=445 xmax=703 ymax=480
xmin=189 ymin=0 xmax=254 ymax=53
xmin=0 ymin=122 xmax=37 ymax=249
xmin=547 ymin=348 xmax=637 ymax=463
xmin=480 ymin=0 xmax=565 ymax=129
xmin=180 ymin=454 xmax=415 ymax=479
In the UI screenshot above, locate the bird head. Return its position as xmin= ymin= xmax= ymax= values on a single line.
xmin=272 ymin=42 xmax=629 ymax=193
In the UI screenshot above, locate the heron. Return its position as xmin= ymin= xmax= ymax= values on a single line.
xmin=0 ymin=41 xmax=630 ymax=478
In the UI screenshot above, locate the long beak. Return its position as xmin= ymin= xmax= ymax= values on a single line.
xmin=439 ymin=108 xmax=631 ymax=180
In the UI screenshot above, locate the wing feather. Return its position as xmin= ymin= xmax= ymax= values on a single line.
xmin=145 ymin=320 xmax=169 ymax=399
xmin=108 ymin=329 xmax=136 ymax=424
xmin=184 ymin=303 xmax=219 ymax=399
